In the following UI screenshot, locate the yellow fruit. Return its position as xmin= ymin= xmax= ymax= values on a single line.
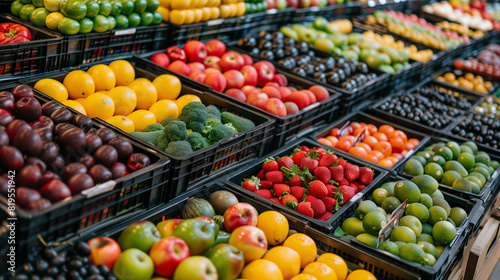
xmin=34 ymin=79 xmax=68 ymax=102
xmin=175 ymin=94 xmax=201 ymax=113
xmin=127 ymin=110 xmax=157 ymax=132
xmin=170 ymin=9 xmax=186 ymax=25
xmin=45 ymin=12 xmax=64 ymax=30
xmin=159 ymin=0 xmax=170 ymax=8
xmin=64 ymin=70 xmax=95 ymax=99
xmin=106 ymin=115 xmax=135 ymax=133
xmin=127 ymin=78 xmax=158 ymax=110
xmin=220 ymin=4 xmax=230 ymax=18
xmin=257 ymin=211 xmax=289 ymax=245
xmin=303 ymin=262 xmax=337 ymax=280
xmin=198 ymin=0 xmax=208 ymax=6
xmin=236 ymin=2 xmax=245 ymax=16
xmin=87 ymin=64 xmax=116 ymax=91
xmin=152 ymin=74 xmax=182 ymax=100
xmin=317 ymin=253 xmax=348 ymax=280
xmin=185 ymin=9 xmax=195 ymax=24
xmin=157 ymin=6 xmax=169 ymax=21
xmin=241 ymin=259 xmax=283 ymax=280
xmin=106 ymin=86 xmax=137 ymax=116
xmin=193 ymin=8 xmax=203 ymax=23
xmin=81 ymin=93 xmax=115 ymax=120
xmin=149 ymin=100 xmax=179 ymax=123
xmin=284 ymin=234 xmax=317 ymax=268
xmin=171 ymin=0 xmax=191 ymax=9
xmin=210 ymin=7 xmax=220 ymax=20
xmin=346 ymin=270 xmax=376 ymax=280
xmin=229 ymin=3 xmax=237 ymax=17
xmin=291 ymin=275 xmax=318 ymax=280
xmin=61 ymin=100 xmax=86 ymax=115
xmin=108 ymin=60 xmax=135 ymax=86
xmin=263 ymin=246 xmax=300 ymax=280
xmin=201 ymin=7 xmax=211 ymax=21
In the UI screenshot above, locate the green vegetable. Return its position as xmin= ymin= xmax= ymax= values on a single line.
xmin=208 ymin=124 xmax=234 ymax=143
xmin=161 ymin=117 xmax=177 ymax=127
xmin=180 ymin=102 xmax=208 ymax=133
xmin=207 ymin=105 xmax=221 ymax=120
xmin=156 ymin=134 xmax=169 ymax=151
xmin=163 ymin=121 xmax=189 ymax=142
xmin=201 ymin=118 xmax=222 ymax=137
xmin=221 ymin=112 xmax=255 ymax=133
xmin=144 ymin=123 xmax=163 ymax=132
xmin=129 ymin=130 xmax=163 ymax=146
xmin=224 ymin=123 xmax=238 ymax=133
xmin=188 ymin=132 xmax=210 ymax=151
xmin=165 ymin=141 xmax=193 ymax=157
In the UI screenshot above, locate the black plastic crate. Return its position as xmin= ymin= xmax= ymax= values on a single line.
xmin=290 ymin=2 xmax=361 ymax=23
xmin=358 ymin=0 xmax=409 ymax=15
xmin=311 ymin=111 xmax=430 ymax=171
xmin=0 ymin=84 xmax=170 ymax=268
xmin=0 ymin=0 xmax=12 ymax=11
xmin=0 ymin=14 xmax=63 ymax=81
xmin=240 ymin=7 xmax=294 ymax=36
xmin=223 ymin=138 xmax=389 ymax=233
xmin=431 ymin=67 xmax=499 ymax=97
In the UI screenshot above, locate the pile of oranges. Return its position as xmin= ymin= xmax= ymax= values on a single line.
xmin=318 ymin=122 xmax=420 ymax=168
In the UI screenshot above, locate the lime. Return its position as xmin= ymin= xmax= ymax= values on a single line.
xmin=30 ymin=7 xmax=50 ymax=27
xmin=342 ymin=217 xmax=365 ymax=237
xmin=372 ymin=188 xmax=389 ymax=205
xmin=424 ymin=253 xmax=437 ymax=266
xmin=419 ymin=194 xmax=433 ymax=208
xmin=446 ymin=217 xmax=456 ymax=227
xmin=406 ymin=203 xmax=430 ymax=223
xmin=110 ymin=2 xmax=123 ymax=16
xmin=93 ymin=15 xmax=109 ymax=32
xmin=362 ymin=211 xmax=388 ymax=235
xmin=428 ymin=155 xmax=446 ymax=166
xmin=434 ymin=146 xmax=453 ymax=161
xmin=463 ymin=141 xmax=478 ymax=153
xmin=115 ymin=14 xmax=129 ymax=28
xmin=417 ymin=233 xmax=435 ymax=244
xmin=430 ymin=189 xmax=444 ymax=199
xmin=152 ymin=11 xmax=162 ymax=25
xmin=458 ymin=153 xmax=475 ymax=171
xmin=380 ymin=182 xmax=396 ymax=196
xmin=391 ymin=226 xmax=416 ymax=243
xmin=452 ymin=178 xmax=472 ymax=192
xmin=121 ymin=0 xmax=134 ymax=15
xmin=355 ymin=201 xmax=378 ymax=220
xmin=146 ymin=0 xmax=160 ymax=11
xmin=425 ymin=162 xmax=444 ymax=181
xmin=99 ymin=2 xmax=112 ymax=16
xmin=405 ymin=159 xmax=424 ymax=176
xmin=86 ymin=1 xmax=100 ymax=17
xmin=78 ymin=17 xmax=93 ymax=34
xmin=460 ymin=145 xmax=474 ymax=154
xmin=399 ymin=216 xmax=422 ymax=236
xmin=19 ymin=4 xmax=36 ymax=21
xmin=394 ymin=181 xmax=421 ymax=203
xmin=432 ymin=221 xmax=456 ymax=246
xmin=446 ymin=141 xmax=461 ymax=160
xmin=432 ymin=198 xmax=451 ymax=216
xmin=140 ymin=11 xmax=153 ymax=26
xmin=356 ymin=233 xmax=378 ymax=247
xmin=410 ymin=155 xmax=428 ymax=167
xmin=428 ymin=206 xmax=448 ymax=226
xmin=381 ymin=196 xmax=402 ymax=214
xmin=399 ymin=243 xmax=426 ymax=265
xmin=32 ymin=0 xmax=44 ymax=7
xmin=128 ymin=12 xmax=141 ymax=27
xmin=441 ymin=170 xmax=461 ymax=186
xmin=418 ymin=241 xmax=438 ymax=259
xmin=449 ymin=207 xmax=467 ymax=227
xmin=377 ymin=207 xmax=387 ymax=216
xmin=411 ymin=174 xmax=439 ymax=195
xmin=134 ymin=0 xmax=147 ymax=13
xmin=379 ymin=240 xmax=400 ymax=256
xmin=58 ymin=17 xmax=80 ymax=35
xmin=107 ymin=16 xmax=116 ymax=30
xmin=422 ymin=223 xmax=433 ymax=235
xmin=10 ymin=0 xmax=24 ymax=16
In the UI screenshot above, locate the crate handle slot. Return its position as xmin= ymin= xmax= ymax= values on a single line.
xmin=81 ymin=181 xmax=117 ymax=198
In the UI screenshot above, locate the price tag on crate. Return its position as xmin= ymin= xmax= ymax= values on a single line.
xmin=338 ymin=121 xmax=350 ymax=137
xmin=377 ymin=199 xmax=408 ymax=247
xmin=353 ymin=128 xmax=366 ymax=146
xmin=266 ymin=9 xmax=278 ymax=15
xmin=207 ymin=19 xmax=224 ymax=26
xmin=114 ymin=28 xmax=137 ymax=36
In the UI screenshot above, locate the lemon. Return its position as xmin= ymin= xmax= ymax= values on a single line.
xmin=108 ymin=60 xmax=135 ymax=86
xmin=34 ymin=78 xmax=68 ymax=102
xmin=106 ymin=86 xmax=137 ymax=116
xmin=87 ymin=64 xmax=116 ymax=91
xmin=127 ymin=78 xmax=158 ymax=110
xmin=152 ymin=74 xmax=182 ymax=100
xmin=149 ymin=100 xmax=179 ymax=123
xmin=81 ymin=93 xmax=115 ymax=120
xmin=176 ymin=94 xmax=201 ymax=113
xmin=45 ymin=12 xmax=64 ymax=30
xmin=61 ymin=100 xmax=86 ymax=115
xmin=64 ymin=70 xmax=95 ymax=99
xmin=106 ymin=116 xmax=135 ymax=133
xmin=127 ymin=110 xmax=156 ymax=132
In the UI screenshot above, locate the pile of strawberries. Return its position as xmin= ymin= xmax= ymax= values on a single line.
xmin=241 ymin=145 xmax=375 ymax=221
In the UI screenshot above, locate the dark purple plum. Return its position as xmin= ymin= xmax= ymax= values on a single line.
xmin=88 ymin=164 xmax=112 ymax=184
xmin=110 ymin=162 xmax=128 ymax=179
xmin=61 ymin=163 xmax=87 ymax=181
xmin=94 ymin=145 xmax=118 ymax=168
xmin=34 ymin=127 xmax=53 ymax=142
xmin=39 ymin=180 xmax=72 ymax=202
xmin=0 ymin=109 xmax=13 ymax=126
xmin=85 ymin=133 xmax=103 ymax=153
xmin=14 ymin=129 xmax=43 ymax=156
xmin=0 ymin=146 xmax=24 ymax=170
xmin=41 ymin=100 xmax=64 ymax=116
xmin=27 ymin=198 xmax=52 ymax=211
xmin=49 ymin=154 xmax=66 ymax=174
xmin=41 ymin=171 xmax=60 ymax=186
xmin=0 ymin=176 xmax=8 ymax=195
xmin=58 ymin=127 xmax=86 ymax=153
xmin=6 ymin=119 xmax=30 ymax=141
xmin=127 ymin=153 xmax=150 ymax=172
xmin=50 ymin=108 xmax=72 ymax=124
xmin=0 ymin=127 xmax=9 ymax=146
xmin=72 ymin=114 xmax=92 ymax=132
xmin=79 ymin=154 xmax=95 ymax=169
xmin=95 ymin=128 xmax=116 ymax=143
xmin=108 ymin=138 xmax=133 ymax=161
xmin=0 ymin=93 xmax=15 ymax=112
xmin=67 ymin=173 xmax=94 ymax=195
xmin=17 ymin=165 xmax=42 ymax=189
xmin=39 ymin=142 xmax=59 ymax=165
xmin=54 ymin=123 xmax=76 ymax=135
xmin=30 ymin=116 xmax=54 ymax=131
xmin=14 ymin=97 xmax=42 ymax=122
xmin=17 ymin=187 xmax=41 ymax=209
xmin=11 ymin=85 xmax=34 ymax=101
xmin=25 ymin=157 xmax=47 ymax=174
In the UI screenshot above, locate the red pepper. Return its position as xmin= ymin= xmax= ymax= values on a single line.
xmin=0 ymin=23 xmax=31 ymax=45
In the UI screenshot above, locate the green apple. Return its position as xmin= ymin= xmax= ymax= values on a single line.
xmin=157 ymin=219 xmax=184 ymax=238
xmin=213 ymin=231 xmax=231 ymax=246
xmin=172 ymin=219 xmax=217 ymax=255
xmin=205 ymin=244 xmax=244 ymax=280
xmin=118 ymin=221 xmax=161 ymax=253
xmin=113 ymin=248 xmax=154 ymax=280
xmin=173 ymin=256 xmax=218 ymax=280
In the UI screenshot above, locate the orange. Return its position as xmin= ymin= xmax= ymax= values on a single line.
xmin=349 ymin=146 xmax=368 ymax=158
xmin=34 ymin=79 xmax=68 ymax=102
xmin=391 ymin=153 xmax=403 ymax=159
xmin=241 ymin=259 xmax=283 ymax=280
xmin=389 ymin=130 xmax=408 ymax=142
xmin=326 ymin=136 xmax=339 ymax=147
xmin=335 ymin=139 xmax=352 ymax=152
xmin=106 ymin=115 xmax=135 ymax=133
xmin=389 ymin=137 xmax=405 ymax=153
xmin=364 ymin=154 xmax=380 ymax=164
xmin=127 ymin=78 xmax=158 ymax=110
xmin=291 ymin=275 xmax=318 ymax=280
xmin=359 ymin=122 xmax=368 ymax=128
xmin=236 ymin=2 xmax=245 ymax=16
xmin=346 ymin=270 xmax=376 ymax=280
xmin=302 ymin=262 xmax=337 ymax=280
xmin=407 ymin=138 xmax=420 ymax=146
xmin=127 ymin=110 xmax=157 ymax=132
xmin=152 ymin=74 xmax=182 ymax=100
xmin=386 ymin=156 xmax=399 ymax=164
xmin=330 ymin=128 xmax=340 ymax=137
xmin=257 ymin=211 xmax=289 ymax=246
xmin=339 ymin=135 xmax=355 ymax=145
xmin=109 ymin=60 xmax=135 ymax=86
xmin=176 ymin=95 xmax=202 ymax=113
xmin=264 ymin=246 xmax=300 ymax=280
xmin=284 ymin=233 xmax=317 ymax=268
xmin=62 ymin=100 xmax=86 ymax=115
xmin=350 ymin=122 xmax=361 ymax=130
xmin=201 ymin=7 xmax=211 ymax=21
xmin=357 ymin=143 xmax=372 ymax=152
xmin=363 ymin=136 xmax=378 ymax=148
xmin=81 ymin=93 xmax=115 ymax=120
xmin=106 ymin=86 xmax=137 ymax=116
xmin=317 ymin=253 xmax=348 ymax=280
xmin=87 ymin=64 xmax=116 ymax=91
xmin=379 ymin=158 xmax=394 ymax=168
xmin=149 ymin=99 xmax=179 ymax=123
xmin=353 ymin=127 xmax=368 ymax=138
xmin=374 ymin=141 xmax=392 ymax=158
xmin=369 ymin=150 xmax=385 ymax=161
xmin=373 ymin=132 xmax=388 ymax=142
xmin=379 ymin=124 xmax=395 ymax=136
xmin=367 ymin=124 xmax=378 ymax=135
xmin=318 ymin=138 xmax=334 ymax=147
xmin=64 ymin=70 xmax=95 ymax=99
xmin=405 ymin=142 xmax=416 ymax=150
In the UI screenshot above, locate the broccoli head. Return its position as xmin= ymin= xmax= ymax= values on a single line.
xmin=208 ymin=124 xmax=234 ymax=143
xmin=161 ymin=117 xmax=178 ymax=127
xmin=129 ymin=130 xmax=163 ymax=146
xmin=180 ymin=102 xmax=208 ymax=133
xmin=207 ymin=105 xmax=221 ymax=120
xmin=187 ymin=132 xmax=210 ymax=151
xmin=163 ymin=120 xmax=189 ymax=141
xmin=165 ymin=141 xmax=193 ymax=157
xmin=201 ymin=118 xmax=222 ymax=137
xmin=224 ymin=123 xmax=238 ymax=133
xmin=144 ymin=123 xmax=163 ymax=132
xmin=156 ymin=134 xmax=169 ymax=151
xmin=221 ymin=112 xmax=256 ymax=132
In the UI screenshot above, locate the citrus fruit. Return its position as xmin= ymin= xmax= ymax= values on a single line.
xmin=105 ymin=86 xmax=137 ymax=116
xmin=424 ymin=162 xmax=444 ymax=181
xmin=381 ymin=196 xmax=401 ymax=214
xmin=362 ymin=210 xmax=387 ymax=235
xmin=372 ymin=188 xmax=388 ymax=205
xmin=404 ymin=159 xmax=424 ymax=176
xmin=391 ymin=226 xmax=416 ymax=243
xmin=149 ymin=100 xmax=179 ymax=122
xmin=176 ymin=94 xmax=202 ymax=113
xmin=346 ymin=270 xmax=376 ymax=280
xmin=411 ymin=175 xmax=438 ymax=195
xmin=355 ymin=201 xmax=378 ymax=220
xmin=380 ymin=182 xmax=396 ymax=196
xmin=436 ymin=245 xmax=445 ymax=257
xmin=284 ymin=234 xmax=317 ymax=268
xmin=34 ymin=79 xmax=68 ymax=102
xmin=291 ymin=274 xmax=318 ymax=280
xmin=406 ymin=203 xmax=430 ymax=223
xmin=428 ymin=206 xmax=448 ymax=226
xmin=241 ymin=259 xmax=283 ymax=280
xmin=399 ymin=216 xmax=422 ymax=236
xmin=449 ymin=207 xmax=467 ymax=227
xmin=432 ymin=221 xmax=456 ymax=246
xmin=356 ymin=233 xmax=378 ymax=247
xmin=61 ymin=100 xmax=86 ymax=115
xmin=45 ymin=12 xmax=64 ymax=30
xmin=316 ymin=253 xmax=348 ymax=280
xmin=87 ymin=64 xmax=116 ymax=91
xmin=64 ymin=70 xmax=95 ymax=99
xmin=127 ymin=78 xmax=158 ymax=110
xmin=410 ymin=155 xmax=427 ymax=167
xmin=81 ymin=93 xmax=114 ymax=120
xmin=127 ymin=110 xmax=157 ymax=132
xmin=432 ymin=198 xmax=451 ymax=216
xmin=399 ymin=243 xmax=426 ymax=264
xmin=302 ymin=262 xmax=337 ymax=280
xmin=152 ymin=74 xmax=182 ymax=100
xmin=418 ymin=241 xmax=438 ymax=259
xmin=417 ymin=233 xmax=435 ymax=244
xmin=379 ymin=240 xmax=400 ymax=256
xmin=419 ymin=194 xmax=433 ymax=208
xmin=417 ymin=151 xmax=434 ymax=159
xmin=257 ymin=211 xmax=289 ymax=246
xmin=263 ymin=246 xmax=300 ymax=280
xmin=341 ymin=217 xmax=365 ymax=236
xmin=106 ymin=116 xmax=135 ymax=133
xmin=109 ymin=60 xmax=135 ymax=86
xmin=394 ymin=180 xmax=421 ymax=203
xmin=445 ymin=141 xmax=461 ymax=159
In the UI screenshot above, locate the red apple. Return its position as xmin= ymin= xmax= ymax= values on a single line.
xmin=205 ymin=40 xmax=226 ymax=57
xmin=228 ymin=225 xmax=268 ymax=263
xmin=242 ymin=85 xmax=259 ymax=97
xmin=188 ymin=62 xmax=205 ymax=73
xmin=149 ymin=237 xmax=190 ymax=278
xmin=240 ymin=65 xmax=258 ymax=87
xmin=247 ymin=93 xmax=269 ymax=109
xmin=157 ymin=219 xmax=184 ymax=238
xmin=277 ymin=87 xmax=292 ymax=102
xmin=88 ymin=237 xmax=122 ymax=270
xmin=219 ymin=51 xmax=245 ymax=72
xmin=166 ymin=46 xmax=187 ymax=62
xmin=225 ymin=89 xmax=246 ymax=102
xmin=203 ymin=56 xmax=221 ymax=70
xmin=263 ymin=82 xmax=280 ymax=88
xmin=223 ymin=202 xmax=258 ymax=232
xmin=285 ymin=102 xmax=299 ymax=114
xmin=223 ymin=70 xmax=245 ymax=89
xmin=183 ymin=41 xmax=207 ymax=63
xmin=301 ymin=90 xmax=316 ymax=104
xmin=205 ymin=73 xmax=227 ymax=92
xmin=241 ymin=54 xmax=253 ymax=66
xmin=204 ymin=68 xmax=221 ymax=75
xmin=266 ymin=0 xmax=276 ymax=9
xmin=287 ymin=86 xmax=297 ymax=92
xmin=264 ymin=98 xmax=287 ymax=117
xmin=168 ymin=61 xmax=190 ymax=76
xmin=260 ymin=86 xmax=281 ymax=99
xmin=287 ymin=0 xmax=299 ymax=8
xmin=272 ymin=74 xmax=288 ymax=86
xmin=309 ymin=85 xmax=329 ymax=102
xmin=253 ymin=61 xmax=275 ymax=87
xmin=288 ymin=91 xmax=310 ymax=109
xmin=189 ymin=72 xmax=207 ymax=83
xmin=151 ymin=52 xmax=170 ymax=68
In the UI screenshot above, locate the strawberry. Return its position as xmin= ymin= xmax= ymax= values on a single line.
xmin=330 ymin=165 xmax=344 ymax=182
xmin=290 ymin=186 xmax=306 ymax=201
xmin=282 ymin=194 xmax=298 ymax=210
xmin=259 ymin=180 xmax=273 ymax=189
xmin=266 ymin=171 xmax=284 ymax=184
xmin=350 ymin=181 xmax=366 ymax=193
xmin=339 ymin=178 xmax=349 ymax=186
xmin=273 ymin=184 xmax=290 ymax=198
xmin=242 ymin=176 xmax=260 ymax=192
xmin=359 ymin=167 xmax=374 ymax=185
xmin=292 ymin=150 xmax=307 ymax=165
xmin=344 ymin=163 xmax=360 ymax=182
xmin=299 ymin=157 xmax=318 ymax=173
xmin=296 ymin=202 xmax=314 ymax=218
xmin=300 ymin=145 xmax=310 ymax=152
xmin=322 ymin=197 xmax=336 ymax=212
xmin=263 ymin=157 xmax=279 ymax=173
xmin=318 ymin=211 xmax=333 ymax=221
xmin=335 ymin=158 xmax=347 ymax=169
xmin=278 ymin=156 xmax=294 ymax=169
xmin=255 ymin=189 xmax=273 ymax=199
xmin=319 ymin=153 xmax=337 ymax=167
xmin=305 ymin=195 xmax=318 ymax=203
xmin=326 ymin=184 xmax=337 ymax=198
xmin=311 ymin=199 xmax=326 ymax=217
xmin=308 ymin=180 xmax=328 ymax=198
xmin=314 ymin=166 xmax=331 ymax=184
xmin=311 ymin=147 xmax=326 ymax=158
xmin=289 ymin=174 xmax=303 ymax=186
xmin=339 ymin=185 xmax=356 ymax=204
xmin=256 ymin=169 xmax=266 ymax=180
xmin=270 ymin=197 xmax=282 ymax=205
